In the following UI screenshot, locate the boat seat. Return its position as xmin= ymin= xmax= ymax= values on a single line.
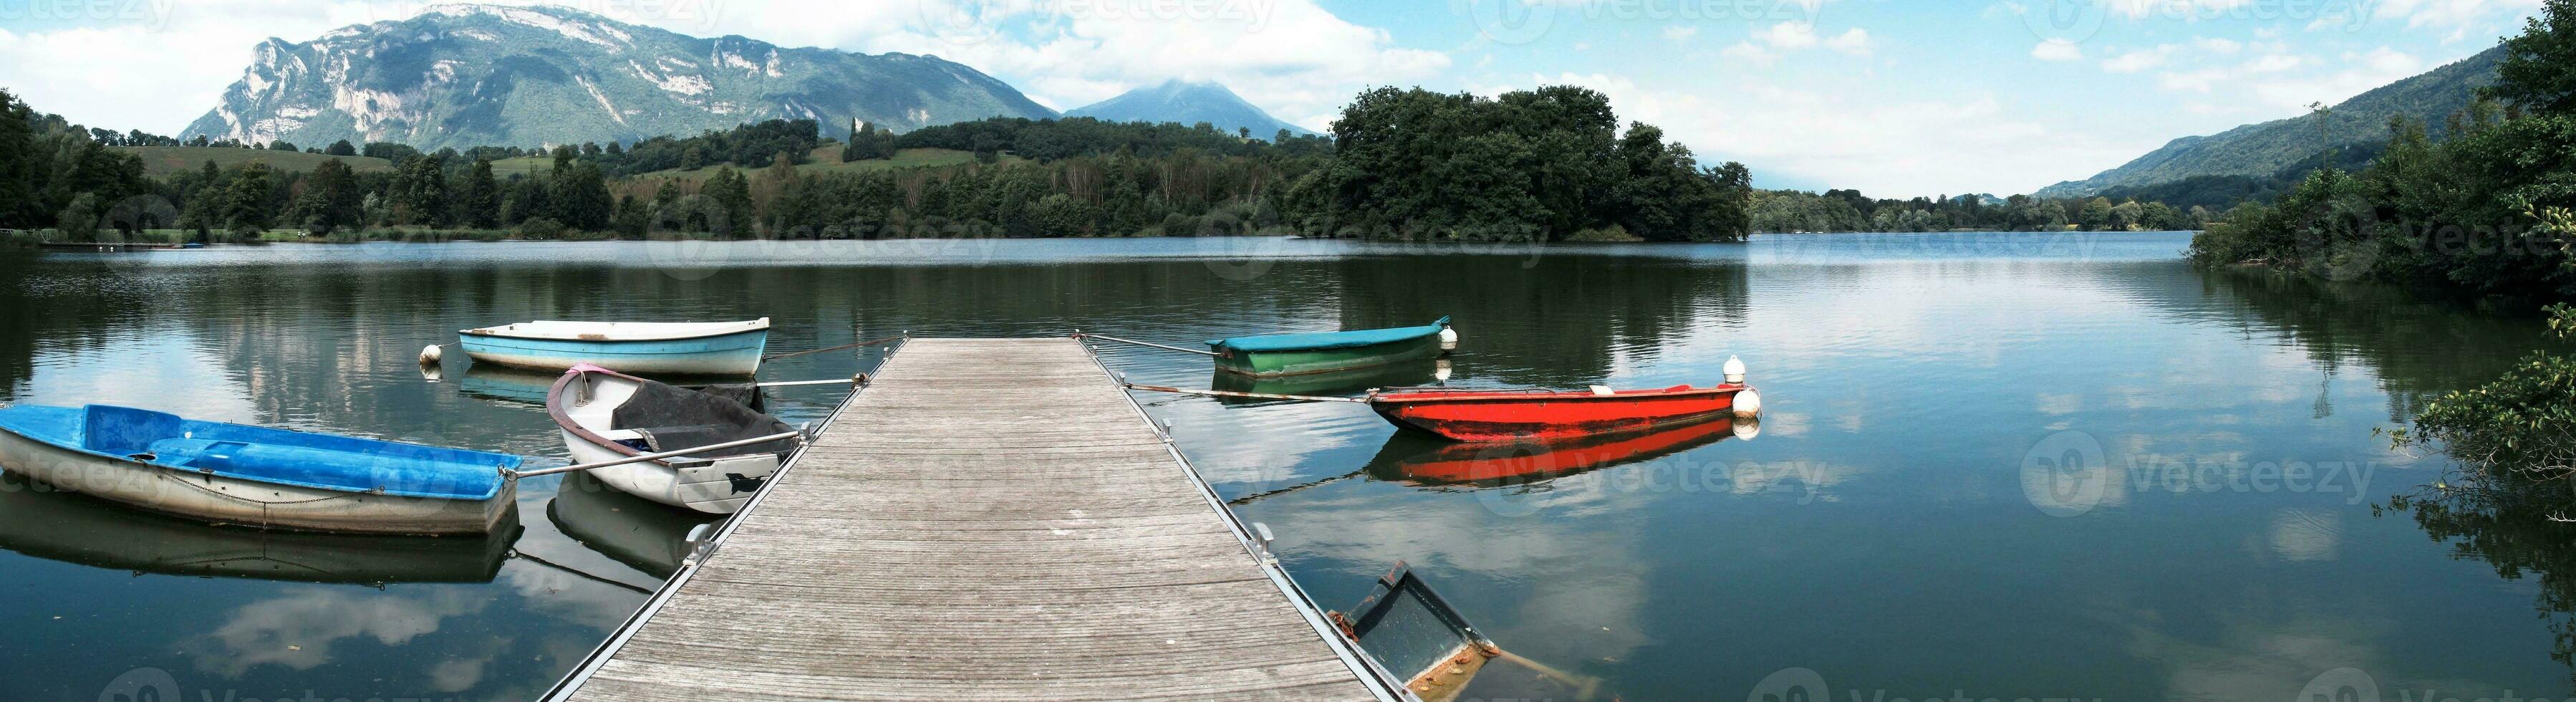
xmin=79 ymin=405 xmax=185 ymax=457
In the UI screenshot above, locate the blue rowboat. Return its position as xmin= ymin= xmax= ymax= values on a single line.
xmin=458 ymin=318 xmax=770 ymax=376
xmin=0 ymin=404 xmax=519 ymax=534
xmin=1207 ymin=317 xmax=1455 ymax=377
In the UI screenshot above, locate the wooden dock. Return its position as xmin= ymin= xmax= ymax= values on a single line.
xmin=546 ymin=337 xmax=1397 ymax=701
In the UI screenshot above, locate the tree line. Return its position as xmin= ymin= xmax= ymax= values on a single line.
xmin=1751 ymin=189 xmax=2212 ymax=233
xmin=5 ymin=82 xmax=1765 ymax=244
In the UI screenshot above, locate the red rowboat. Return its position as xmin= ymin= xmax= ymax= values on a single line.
xmin=1369 ymin=415 xmax=1751 ymax=485
xmin=1368 ymin=383 xmax=1762 ymax=442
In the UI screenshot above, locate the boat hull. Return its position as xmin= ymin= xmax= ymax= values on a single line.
xmin=460 ymin=327 xmax=768 ymax=375
xmin=1213 ymin=333 xmax=1444 ymax=377
xmin=1366 ymin=418 xmax=1742 ymax=486
xmin=0 ymin=427 xmax=515 ymax=535
xmin=0 ymin=472 xmax=516 ymax=582
xmin=1370 ymin=385 xmax=1747 ymax=442
xmin=549 ymin=368 xmax=786 ymax=514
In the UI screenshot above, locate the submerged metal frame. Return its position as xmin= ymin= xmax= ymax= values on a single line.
xmin=536 ymin=335 xmax=903 ymax=701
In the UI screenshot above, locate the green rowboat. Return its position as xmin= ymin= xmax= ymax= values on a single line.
xmin=1207 ymin=317 xmax=1452 ymax=377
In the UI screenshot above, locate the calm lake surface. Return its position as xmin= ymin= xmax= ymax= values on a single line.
xmin=0 ymin=232 xmax=2567 ymax=701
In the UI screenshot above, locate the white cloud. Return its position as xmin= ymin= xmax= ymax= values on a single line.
xmin=2032 ymin=41 xmax=2085 ymax=61
xmin=1757 ymin=21 xmax=1820 ymax=49
xmin=2366 ymin=0 xmax=2542 ymax=28
xmin=1663 ymin=25 xmax=1698 ymax=41
xmin=1717 ymin=21 xmax=1868 ymax=67
xmin=1824 ymin=28 xmax=1872 ymax=56
xmin=1722 ymin=42 xmax=1777 ymax=67
xmin=1515 ymin=72 xmax=2142 ymax=196
xmin=2245 ymin=47 xmax=2422 ymax=110
xmin=2103 ymin=45 xmax=2181 ymax=73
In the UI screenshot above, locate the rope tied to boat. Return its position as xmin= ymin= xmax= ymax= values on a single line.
xmin=761 ymin=333 xmax=910 ymax=362
xmin=1072 ymin=332 xmax=1223 ymax=357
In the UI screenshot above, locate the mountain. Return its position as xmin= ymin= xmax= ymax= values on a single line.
xmin=1066 ymin=80 xmax=1314 ymax=139
xmin=181 ymin=3 xmax=1055 ymax=150
xmin=2035 ymin=44 xmax=2507 ymax=198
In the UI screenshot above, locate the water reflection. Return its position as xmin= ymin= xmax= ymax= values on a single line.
xmin=0 ymin=473 xmax=514 ymax=584
xmin=548 ymin=472 xmax=721 ymax=579
xmin=1364 ymin=418 xmax=1750 ymax=488
xmin=1 ymin=234 xmax=2572 ymax=699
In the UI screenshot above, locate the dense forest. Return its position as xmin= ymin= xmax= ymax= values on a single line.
xmin=2272 ymin=0 xmax=2576 ymax=535
xmin=2 ymin=83 xmax=1760 ymax=244
xmin=1750 ymin=189 xmax=2212 ymax=232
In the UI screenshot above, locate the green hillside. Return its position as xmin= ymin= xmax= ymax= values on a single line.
xmin=2038 ymin=44 xmax=2506 ymax=197
xmin=117 ymin=146 xmax=391 ymax=177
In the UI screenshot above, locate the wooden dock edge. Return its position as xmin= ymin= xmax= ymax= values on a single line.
xmin=536 ymin=336 xmax=1414 ymax=701
xmin=536 ymin=338 xmax=904 ymax=702
xmin=1074 ymin=336 xmax=1413 ymax=701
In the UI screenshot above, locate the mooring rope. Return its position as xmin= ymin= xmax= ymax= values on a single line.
xmin=762 ymin=333 xmax=909 ymax=362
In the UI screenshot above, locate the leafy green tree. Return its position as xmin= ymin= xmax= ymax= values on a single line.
xmin=2489 ymin=0 xmax=2576 ymax=115
xmin=223 ymin=163 xmax=276 ymax=233
xmin=704 ymin=166 xmax=753 ymax=237
xmin=2077 ymin=197 xmax=2116 ymax=231
xmin=324 ymin=140 xmax=357 ymax=156
xmin=54 ymin=192 xmax=100 ymax=241
xmin=0 ymin=90 xmax=36 ymax=228
xmin=453 ymin=158 xmax=501 ymax=229
xmin=294 ymin=158 xmax=362 ymax=234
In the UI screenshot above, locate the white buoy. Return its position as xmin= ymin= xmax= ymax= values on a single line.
xmin=1732 ymin=416 xmax=1762 ymax=441
xmin=1433 ymin=358 xmax=1453 ymax=383
xmin=1732 ymin=388 xmax=1762 ymax=418
xmin=1438 ymin=324 xmax=1459 ymax=353
xmin=419 ymin=344 xmax=444 ymax=366
xmin=1723 ymin=355 xmax=1747 ymax=384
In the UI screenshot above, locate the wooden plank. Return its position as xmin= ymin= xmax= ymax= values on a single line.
xmin=558 ymin=337 xmax=1382 ymax=702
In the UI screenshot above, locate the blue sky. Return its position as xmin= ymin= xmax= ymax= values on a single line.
xmin=0 ymin=0 xmax=2543 ymax=196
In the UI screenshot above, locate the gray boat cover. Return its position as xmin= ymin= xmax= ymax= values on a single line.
xmin=609 ymin=379 xmax=797 ymax=459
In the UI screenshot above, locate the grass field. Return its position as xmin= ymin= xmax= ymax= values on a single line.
xmin=121 ymin=144 xmax=1010 ymax=183
xmin=118 ymin=146 xmax=394 ymax=177
xmin=608 ymin=147 xmax=1018 ymax=181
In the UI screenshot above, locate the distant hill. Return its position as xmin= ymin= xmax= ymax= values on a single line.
xmin=117 ymin=146 xmax=392 ymax=177
xmin=2037 ymin=44 xmax=2506 ymax=198
xmin=1066 ymin=80 xmax=1313 ymax=140
xmin=182 ymin=3 xmax=1054 ymax=151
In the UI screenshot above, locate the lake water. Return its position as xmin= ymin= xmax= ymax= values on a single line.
xmin=0 ymin=232 xmax=2567 ymax=701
